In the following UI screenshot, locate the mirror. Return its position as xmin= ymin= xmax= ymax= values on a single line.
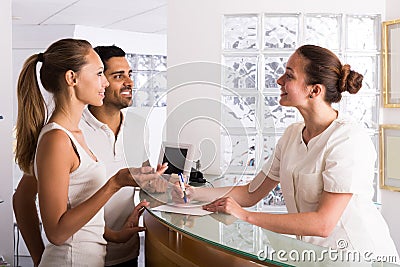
xmin=382 ymin=18 xmax=400 ymax=107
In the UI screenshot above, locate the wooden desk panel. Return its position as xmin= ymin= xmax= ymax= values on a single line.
xmin=144 ymin=211 xmax=281 ymax=267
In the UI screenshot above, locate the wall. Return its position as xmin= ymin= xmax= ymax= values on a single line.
xmin=74 ymin=25 xmax=167 ymax=55
xmin=0 ymin=0 xmax=15 ymax=263
xmin=168 ymin=0 xmax=400 ymax=256
xmin=167 ymin=1 xmax=223 ymax=175
xmin=381 ymin=0 xmax=400 ymax=257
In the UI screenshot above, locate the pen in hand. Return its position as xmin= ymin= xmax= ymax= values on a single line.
xmin=178 ymin=173 xmax=187 ymax=203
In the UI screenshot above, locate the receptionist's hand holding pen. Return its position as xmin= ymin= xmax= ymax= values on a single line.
xmin=178 ymin=173 xmax=187 ymax=203
xmin=171 ymin=178 xmax=196 ymax=204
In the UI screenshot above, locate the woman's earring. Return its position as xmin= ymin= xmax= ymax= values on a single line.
xmin=309 ymin=95 xmax=313 ymax=99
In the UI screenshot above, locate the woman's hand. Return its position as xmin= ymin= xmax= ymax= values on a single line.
xmin=171 ymin=182 xmax=195 ymax=204
xmin=137 ymin=163 xmax=169 ymax=193
xmin=133 ymin=163 xmax=168 ymax=187
xmin=130 ymin=163 xmax=168 ymax=177
xmin=143 ymin=175 xmax=168 ymax=193
xmin=112 ymin=163 xmax=168 ymax=190
xmin=202 ymin=197 xmax=249 ymax=220
xmin=156 ymin=163 xmax=168 ymax=174
xmin=106 ymin=200 xmax=149 ymax=243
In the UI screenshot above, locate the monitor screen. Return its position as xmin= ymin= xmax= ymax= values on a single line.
xmin=158 ymin=142 xmax=193 ymax=175
xmin=162 ymin=147 xmax=188 ymax=175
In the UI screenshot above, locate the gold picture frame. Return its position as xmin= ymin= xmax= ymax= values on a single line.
xmin=380 ymin=124 xmax=400 ymax=191
xmin=382 ymin=19 xmax=400 ymax=107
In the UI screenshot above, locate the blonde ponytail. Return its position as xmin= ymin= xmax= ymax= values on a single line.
xmin=15 ymin=54 xmax=47 ymax=174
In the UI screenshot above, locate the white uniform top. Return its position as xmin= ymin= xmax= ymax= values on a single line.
xmin=80 ymin=108 xmax=149 ymax=266
xmin=35 ymin=122 xmax=107 ymax=267
xmin=261 ymin=114 xmax=399 ymax=259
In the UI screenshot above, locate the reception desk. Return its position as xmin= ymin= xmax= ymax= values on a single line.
xmin=140 ymin=183 xmax=398 ymax=267
xmin=143 ymin=210 xmax=271 ymax=266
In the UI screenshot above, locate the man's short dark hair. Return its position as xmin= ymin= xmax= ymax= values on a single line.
xmin=94 ymin=45 xmax=126 ymax=71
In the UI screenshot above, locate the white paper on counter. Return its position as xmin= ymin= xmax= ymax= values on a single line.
xmin=151 ymin=204 xmax=212 ymax=216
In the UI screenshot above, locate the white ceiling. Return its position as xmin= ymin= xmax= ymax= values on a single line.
xmin=11 ymin=0 xmax=167 ymax=34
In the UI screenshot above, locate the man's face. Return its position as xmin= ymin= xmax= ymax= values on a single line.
xmin=103 ymin=56 xmax=134 ymax=109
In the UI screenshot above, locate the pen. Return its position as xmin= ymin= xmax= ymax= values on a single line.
xmin=178 ymin=173 xmax=187 ymax=203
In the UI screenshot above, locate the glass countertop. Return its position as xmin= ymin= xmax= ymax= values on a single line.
xmin=139 ymin=176 xmax=398 ymax=267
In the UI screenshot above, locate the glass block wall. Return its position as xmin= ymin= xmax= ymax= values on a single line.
xmin=125 ymin=53 xmax=167 ymax=168
xmin=126 ymin=53 xmax=167 ymax=107
xmin=221 ymin=13 xmax=381 ymax=206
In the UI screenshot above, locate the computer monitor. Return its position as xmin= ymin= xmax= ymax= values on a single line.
xmin=158 ymin=142 xmax=193 ymax=176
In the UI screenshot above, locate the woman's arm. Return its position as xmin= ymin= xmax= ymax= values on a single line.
xmin=206 ymin=191 xmax=352 ymax=237
xmin=13 ymin=174 xmax=44 ymax=266
xmin=229 ymin=173 xmax=279 ymax=207
xmin=36 ymin=130 xmax=164 ymax=245
xmin=179 ymin=171 xmax=279 ymax=207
